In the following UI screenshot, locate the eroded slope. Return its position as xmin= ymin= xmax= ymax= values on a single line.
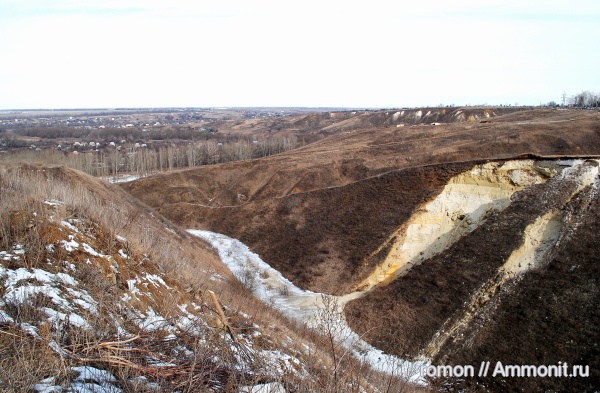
xmin=123 ymin=109 xmax=600 ymax=208
xmin=345 ymin=159 xmax=600 ymax=391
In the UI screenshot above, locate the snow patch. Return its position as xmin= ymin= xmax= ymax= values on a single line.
xmin=0 ymin=251 xmax=20 ymax=261
xmin=188 ymin=230 xmax=426 ymax=383
xmin=42 ymin=307 xmax=92 ymax=330
xmin=103 ymin=174 xmax=149 ymax=184
xmin=13 ymin=244 xmax=25 ymax=255
xmin=61 ymin=237 xmax=80 ymax=252
xmin=82 ymin=243 xmax=106 ymax=258
xmin=44 ymin=200 xmax=64 ymax=207
xmin=239 ymin=382 xmax=286 ymax=393
xmin=60 ymin=220 xmax=79 ymax=232
xmin=144 ymin=273 xmax=167 ymax=288
xmin=0 ymin=309 xmax=15 ymax=323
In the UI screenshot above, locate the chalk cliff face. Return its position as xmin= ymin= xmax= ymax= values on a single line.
xmin=353 ymin=160 xmax=552 ymax=291
xmin=350 ymin=158 xmax=598 ymax=320
xmin=345 ymin=158 xmax=600 ymax=392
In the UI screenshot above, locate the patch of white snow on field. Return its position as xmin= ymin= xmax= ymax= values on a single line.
xmin=144 ymin=273 xmax=167 ymax=288
xmin=188 ymin=230 xmax=325 ymax=321
xmin=82 ymin=243 xmax=105 ymax=258
xmin=32 ymin=376 xmax=61 ymax=393
xmin=34 ymin=366 xmax=121 ymax=393
xmin=0 ymin=309 xmax=15 ymax=323
xmin=129 ymin=376 xmax=161 ymax=391
xmin=56 ymin=272 xmax=77 ymax=286
xmin=42 ymin=307 xmax=92 ymax=329
xmin=102 ymin=173 xmax=150 ymax=184
xmin=61 ymin=237 xmax=80 ymax=252
xmin=138 ymin=307 xmax=172 ymax=332
xmin=61 ymin=220 xmax=79 ymax=232
xmin=1 ymin=251 xmax=19 ymax=261
xmin=239 ymin=382 xmax=286 ymax=393
xmin=44 ymin=200 xmax=64 ymax=207
xmin=0 ymin=265 xmax=102 ymax=327
xmin=188 ymin=230 xmax=427 ymax=383
xmin=19 ymin=322 xmax=41 ymax=338
xmin=13 ymin=244 xmax=25 ymax=255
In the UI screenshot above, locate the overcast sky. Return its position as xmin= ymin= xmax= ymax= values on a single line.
xmin=1 ymin=0 xmax=598 ymax=109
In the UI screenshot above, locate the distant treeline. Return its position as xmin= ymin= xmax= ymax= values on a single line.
xmin=549 ymin=91 xmax=600 ymax=108
xmin=0 ymin=136 xmax=299 ymax=178
xmin=4 ymin=127 xmax=220 ymax=142
xmin=569 ymin=91 xmax=600 ymax=108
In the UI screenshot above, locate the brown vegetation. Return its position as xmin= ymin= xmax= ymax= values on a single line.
xmin=123 ymin=108 xmax=600 ymax=292
xmin=121 ymin=108 xmax=600 ymax=391
xmin=0 ymin=163 xmax=420 ymax=392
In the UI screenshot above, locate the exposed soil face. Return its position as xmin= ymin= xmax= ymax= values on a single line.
xmin=344 ymin=173 xmax=576 ymax=352
xmin=344 ymin=161 xmax=600 ymax=391
xmin=353 ymin=160 xmax=553 ymax=292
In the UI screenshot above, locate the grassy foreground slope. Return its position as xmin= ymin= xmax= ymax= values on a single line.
xmin=0 ymin=163 xmax=417 ymax=392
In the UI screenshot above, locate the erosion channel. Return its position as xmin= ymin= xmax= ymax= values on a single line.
xmin=189 ymin=158 xmax=599 ymax=382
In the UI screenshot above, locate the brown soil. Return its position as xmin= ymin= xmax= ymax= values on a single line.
xmin=122 ymin=108 xmax=600 ymax=293
xmin=120 ymin=108 xmax=600 ymax=391
xmin=343 ymin=167 xmax=586 ymax=353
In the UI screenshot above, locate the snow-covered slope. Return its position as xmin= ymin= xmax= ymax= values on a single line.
xmin=189 ymin=230 xmax=427 ymax=383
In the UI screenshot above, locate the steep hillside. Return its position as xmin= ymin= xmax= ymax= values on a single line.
xmin=0 ymin=164 xmax=417 ymax=392
xmin=121 ymin=108 xmax=600 ymax=391
xmin=435 ymin=190 xmax=600 ymax=392
xmin=144 ymin=163 xmax=474 ymax=294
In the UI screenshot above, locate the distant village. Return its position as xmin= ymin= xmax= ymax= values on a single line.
xmin=0 ymin=108 xmax=294 ymax=131
xmin=0 ymin=108 xmax=306 ymax=176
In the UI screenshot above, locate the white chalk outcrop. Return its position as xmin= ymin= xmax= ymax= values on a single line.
xmin=355 ymin=160 xmax=577 ymax=291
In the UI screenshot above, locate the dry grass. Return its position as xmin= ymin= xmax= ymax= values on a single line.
xmin=0 ymin=162 xmax=423 ymax=392
xmin=123 ymin=109 xmax=600 ymax=295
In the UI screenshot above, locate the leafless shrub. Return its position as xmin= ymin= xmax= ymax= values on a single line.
xmin=0 ymin=326 xmax=65 ymax=392
xmin=240 ymin=266 xmax=256 ymax=290
xmin=278 ymin=285 xmax=290 ymax=297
